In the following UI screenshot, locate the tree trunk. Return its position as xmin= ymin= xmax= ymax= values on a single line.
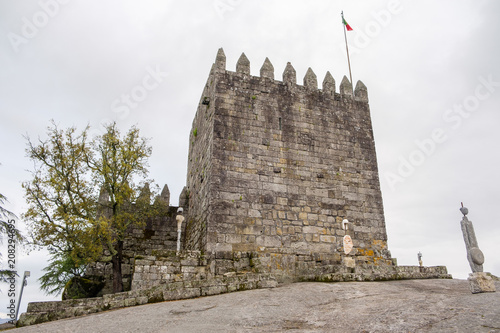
xmin=111 ymin=240 xmax=124 ymax=293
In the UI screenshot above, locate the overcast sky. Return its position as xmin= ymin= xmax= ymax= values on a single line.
xmin=1 ymin=0 xmax=499 ymax=319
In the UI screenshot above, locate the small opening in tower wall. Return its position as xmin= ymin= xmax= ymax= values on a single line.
xmin=279 ymin=117 xmax=282 ymax=130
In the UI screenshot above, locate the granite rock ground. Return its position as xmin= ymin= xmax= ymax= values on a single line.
xmin=11 ymin=279 xmax=500 ymax=332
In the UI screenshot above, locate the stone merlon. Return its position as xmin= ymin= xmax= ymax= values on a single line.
xmin=283 ymin=62 xmax=296 ymax=85
xmin=98 ymin=186 xmax=109 ymax=203
xmin=260 ymin=57 xmax=274 ymax=80
xmin=322 ymin=71 xmax=335 ymax=96
xmin=340 ymin=75 xmax=353 ymax=98
xmin=303 ymin=67 xmax=317 ymax=90
xmin=138 ymin=183 xmax=151 ymax=201
xmin=215 ymin=47 xmax=226 ymax=72
xmin=159 ymin=184 xmax=170 ymax=205
xmin=236 ymin=52 xmax=250 ymax=75
xmin=354 ymin=80 xmax=369 ymax=103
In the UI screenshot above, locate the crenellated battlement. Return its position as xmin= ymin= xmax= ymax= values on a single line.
xmin=212 ymin=48 xmax=369 ymax=103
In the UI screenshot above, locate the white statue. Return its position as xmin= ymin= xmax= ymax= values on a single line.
xmin=176 ymin=207 xmax=185 ymax=253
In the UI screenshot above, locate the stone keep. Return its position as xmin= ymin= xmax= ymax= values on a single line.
xmin=183 ymin=48 xmax=393 ymax=274
xmin=18 ymin=50 xmax=454 ymax=327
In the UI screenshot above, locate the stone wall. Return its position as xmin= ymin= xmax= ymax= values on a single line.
xmin=85 ymin=205 xmax=185 ymax=294
xmin=18 ymin=261 xmax=451 ymax=327
xmin=131 ymin=250 xmax=452 ymax=292
xmin=18 ymin=269 xmax=278 ymax=327
xmin=184 ymin=58 xmax=221 ymax=251
xmin=131 ymin=252 xmax=207 ymax=290
xmin=186 ymin=49 xmax=392 ymax=272
xmin=131 ymin=251 xmax=273 ymax=290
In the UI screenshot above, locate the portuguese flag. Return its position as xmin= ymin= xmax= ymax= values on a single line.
xmin=342 ymin=16 xmax=353 ymax=31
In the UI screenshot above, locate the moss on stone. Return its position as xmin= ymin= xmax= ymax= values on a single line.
xmin=62 ymin=276 xmax=105 ymax=300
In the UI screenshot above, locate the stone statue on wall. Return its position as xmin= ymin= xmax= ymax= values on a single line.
xmin=176 ymin=207 xmax=185 ymax=253
xmin=342 ymin=219 xmax=353 ymax=255
xmin=459 ymin=203 xmax=484 ymax=273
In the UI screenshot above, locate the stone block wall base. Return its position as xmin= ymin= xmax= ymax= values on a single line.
xmin=468 ymin=272 xmax=496 ymax=294
xmin=310 ymin=265 xmax=451 ymax=283
xmin=17 ymin=265 xmax=451 ymax=327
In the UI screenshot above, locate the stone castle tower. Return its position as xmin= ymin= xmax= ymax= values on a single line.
xmin=84 ymin=48 xmax=426 ymax=295
xmin=20 ymin=49 xmax=450 ymax=324
xmin=18 ymin=48 xmax=453 ymax=326
xmin=183 ymin=48 xmax=393 ymax=274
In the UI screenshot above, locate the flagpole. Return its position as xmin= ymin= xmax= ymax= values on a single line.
xmin=341 ymin=11 xmax=354 ymax=95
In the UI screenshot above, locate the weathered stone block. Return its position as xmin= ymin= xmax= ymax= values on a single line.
xmin=201 ymin=285 xmax=228 ymax=296
xmin=344 ymin=257 xmax=356 ymax=268
xmin=124 ymin=298 xmax=137 ymax=307
xmin=319 ymin=235 xmax=336 ymax=243
xmin=181 ymin=266 xmax=198 ymax=274
xmin=180 ymin=258 xmax=199 ymax=266
xmin=136 ymin=296 xmax=148 ymax=305
xmin=108 ymin=299 xmax=125 ymax=310
xmin=258 ymin=279 xmax=278 ymax=288
xmin=256 ymin=235 xmax=282 ymax=247
xmin=468 ymin=272 xmax=496 ymax=294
